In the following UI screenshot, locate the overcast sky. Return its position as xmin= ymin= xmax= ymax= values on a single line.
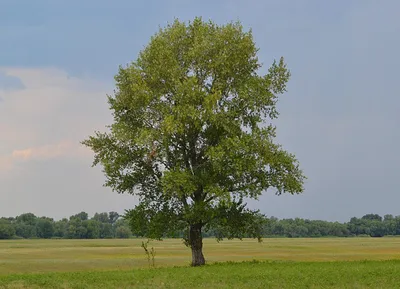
xmin=1 ymin=0 xmax=399 ymax=222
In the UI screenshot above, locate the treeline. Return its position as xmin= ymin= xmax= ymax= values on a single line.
xmin=1 ymin=212 xmax=400 ymax=240
xmin=260 ymin=214 xmax=399 ymax=238
xmin=201 ymin=214 xmax=400 ymax=239
xmin=0 ymin=211 xmax=132 ymax=240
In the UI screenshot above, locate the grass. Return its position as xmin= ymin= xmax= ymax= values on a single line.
xmin=1 ymin=260 xmax=400 ymax=288
xmin=1 ymin=238 xmax=400 ymax=288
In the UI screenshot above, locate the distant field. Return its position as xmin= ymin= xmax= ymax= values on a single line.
xmin=1 ymin=238 xmax=400 ymax=288
xmin=2 ymin=237 xmax=400 ymax=274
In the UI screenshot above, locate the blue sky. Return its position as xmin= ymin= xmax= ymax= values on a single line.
xmin=1 ymin=0 xmax=399 ymax=221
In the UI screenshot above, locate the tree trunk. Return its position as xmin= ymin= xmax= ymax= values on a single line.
xmin=189 ymin=223 xmax=205 ymax=266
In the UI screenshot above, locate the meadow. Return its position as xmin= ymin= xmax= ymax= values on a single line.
xmin=1 ymin=238 xmax=400 ymax=288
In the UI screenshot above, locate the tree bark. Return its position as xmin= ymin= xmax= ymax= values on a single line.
xmin=189 ymin=223 xmax=205 ymax=266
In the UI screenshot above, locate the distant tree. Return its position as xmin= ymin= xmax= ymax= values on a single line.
xmin=115 ymin=226 xmax=132 ymax=238
xmin=0 ymin=220 xmax=15 ymax=239
xmin=67 ymin=217 xmax=86 ymax=239
xmin=329 ymin=222 xmax=350 ymax=237
xmin=109 ymin=212 xmax=120 ymax=224
xmin=369 ymin=221 xmax=386 ymax=237
xmin=15 ymin=223 xmax=37 ymax=238
xmin=86 ymin=220 xmax=101 ymax=239
xmin=361 ymin=214 xmax=382 ymax=222
xmin=393 ymin=216 xmax=400 ymax=235
xmin=99 ymin=223 xmax=113 ymax=239
xmin=93 ymin=212 xmax=109 ymax=224
xmin=384 ymin=214 xmax=394 ymax=222
xmin=36 ymin=218 xmax=54 ymax=239
xmin=113 ymin=218 xmax=131 ymax=237
xmin=14 ymin=214 xmax=38 ymax=239
xmin=3 ymin=217 xmax=15 ymax=222
xmin=383 ymin=216 xmax=397 ymax=236
xmin=54 ymin=219 xmax=68 ymax=238
xmin=76 ymin=225 xmax=88 ymax=239
xmin=83 ymin=17 xmax=305 ymax=266
xmin=70 ymin=212 xmax=89 ymax=221
xmin=348 ymin=217 xmax=371 ymax=236
xmin=16 ymin=213 xmax=37 ymax=226
xmin=271 ymin=222 xmax=285 ymax=236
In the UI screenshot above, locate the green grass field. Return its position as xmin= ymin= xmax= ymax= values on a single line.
xmin=1 ymin=238 xmax=400 ymax=288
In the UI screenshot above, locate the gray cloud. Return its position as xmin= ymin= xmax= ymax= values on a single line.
xmin=0 ymin=67 xmax=134 ymax=219
xmin=0 ymin=72 xmax=25 ymax=91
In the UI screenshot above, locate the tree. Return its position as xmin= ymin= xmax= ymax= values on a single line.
xmin=99 ymin=223 xmax=113 ymax=239
xmin=93 ymin=212 xmax=109 ymax=223
xmin=36 ymin=217 xmax=54 ymax=239
xmin=115 ymin=226 xmax=132 ymax=239
xmin=348 ymin=217 xmax=371 ymax=236
xmin=369 ymin=220 xmax=386 ymax=237
xmin=82 ymin=17 xmax=305 ymax=266
xmin=361 ymin=214 xmax=382 ymax=222
xmin=86 ymin=220 xmax=101 ymax=239
xmin=16 ymin=213 xmax=37 ymax=226
xmin=54 ymin=219 xmax=68 ymax=238
xmin=384 ymin=214 xmax=394 ymax=222
xmin=0 ymin=220 xmax=15 ymax=239
xmin=15 ymin=223 xmax=37 ymax=239
xmin=70 ymin=212 xmax=89 ymax=221
xmin=109 ymin=211 xmax=120 ymax=224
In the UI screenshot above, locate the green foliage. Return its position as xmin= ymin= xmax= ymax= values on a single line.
xmin=0 ymin=211 xmax=133 ymax=240
xmin=36 ymin=218 xmax=54 ymax=239
xmin=99 ymin=222 xmax=114 ymax=239
xmin=0 ymin=219 xmax=15 ymax=239
xmin=362 ymin=214 xmax=383 ymax=222
xmin=82 ymin=17 xmax=305 ymax=260
xmin=70 ymin=211 xmax=89 ymax=221
xmin=93 ymin=212 xmax=109 ymax=223
xmin=15 ymin=223 xmax=37 ymax=239
xmin=115 ymin=225 xmax=132 ymax=239
xmin=53 ymin=219 xmax=68 ymax=238
xmin=263 ymin=217 xmax=351 ymax=238
xmin=109 ymin=211 xmax=120 ymax=224
xmin=86 ymin=220 xmax=101 ymax=239
xmin=16 ymin=213 xmax=37 ymax=226
xmin=205 ymin=198 xmax=267 ymax=242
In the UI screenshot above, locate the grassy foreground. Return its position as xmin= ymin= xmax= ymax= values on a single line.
xmin=1 ymin=238 xmax=400 ymax=288
xmin=1 ymin=260 xmax=400 ymax=288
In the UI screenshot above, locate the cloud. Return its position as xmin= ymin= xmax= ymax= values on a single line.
xmin=0 ymin=155 xmax=12 ymax=172
xmin=11 ymin=140 xmax=91 ymax=161
xmin=0 ymin=67 xmax=112 ymax=174
xmin=0 ymin=71 xmax=25 ymax=91
xmin=0 ymin=67 xmax=136 ymax=219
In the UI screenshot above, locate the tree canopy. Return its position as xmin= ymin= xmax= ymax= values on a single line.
xmin=82 ymin=17 xmax=305 ymax=266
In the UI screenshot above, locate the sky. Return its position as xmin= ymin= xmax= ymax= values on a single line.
xmin=1 ymin=0 xmax=399 ymax=222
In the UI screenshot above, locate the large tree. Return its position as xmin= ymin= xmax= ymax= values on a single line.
xmin=82 ymin=18 xmax=305 ymax=266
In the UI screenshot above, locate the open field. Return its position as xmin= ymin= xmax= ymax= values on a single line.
xmin=2 ymin=237 xmax=400 ymax=274
xmin=1 ymin=238 xmax=400 ymax=288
